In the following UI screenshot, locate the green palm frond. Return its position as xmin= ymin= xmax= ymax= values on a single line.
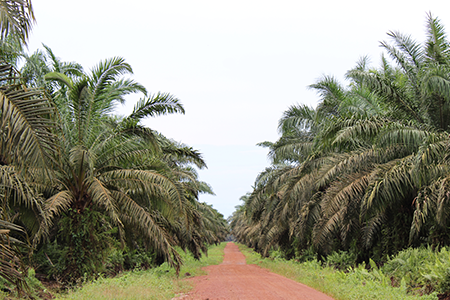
xmin=86 ymin=177 xmax=121 ymax=225
xmin=380 ymin=30 xmax=423 ymax=75
xmin=44 ymin=71 xmax=73 ymax=89
xmin=411 ymin=172 xmax=450 ymax=236
xmin=103 ymin=168 xmax=184 ymax=208
xmin=313 ymin=172 xmax=369 ymax=250
xmin=425 ymin=12 xmax=450 ymax=64
xmin=268 ymin=134 xmax=314 ymax=164
xmin=0 ymin=165 xmax=36 ymax=205
xmin=362 ymin=157 xmax=415 ymax=217
xmin=331 ymin=116 xmax=389 ymax=148
xmin=278 ymin=103 xmax=316 ymax=134
xmin=346 ymin=68 xmax=423 ymax=123
xmin=160 ymin=140 xmax=207 ymax=169
xmin=361 ymin=213 xmax=386 ymax=249
xmin=308 ymin=75 xmax=346 ymax=118
xmin=113 ymin=191 xmax=182 ymax=271
xmin=90 ymin=57 xmax=137 ymax=99
xmin=0 ymin=34 xmax=25 ymax=66
xmin=0 ymin=62 xmax=57 ymax=168
xmin=376 ymin=123 xmax=434 ymax=150
xmin=315 ymin=150 xmax=374 ymax=188
xmin=41 ymin=44 xmax=83 ymax=77
xmin=415 ymin=134 xmax=448 ymax=167
xmin=341 ymin=86 xmax=385 ymax=118
xmin=0 ymin=0 xmax=34 ymax=43
xmin=99 ymin=78 xmax=146 ymax=107
xmin=127 ymin=92 xmax=185 ymax=121
xmin=421 ymin=64 xmax=450 ymax=99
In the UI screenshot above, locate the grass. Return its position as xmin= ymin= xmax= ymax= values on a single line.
xmin=0 ymin=243 xmax=226 ymax=300
xmin=238 ymin=244 xmax=439 ymax=300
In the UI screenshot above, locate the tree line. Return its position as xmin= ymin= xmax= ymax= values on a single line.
xmin=230 ymin=12 xmax=450 ymax=264
xmin=0 ymin=0 xmax=228 ymax=295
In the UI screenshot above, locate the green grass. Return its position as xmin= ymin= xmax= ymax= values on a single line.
xmin=238 ymin=244 xmax=438 ymax=300
xmin=0 ymin=243 xmax=226 ymax=300
xmin=54 ymin=270 xmax=184 ymax=300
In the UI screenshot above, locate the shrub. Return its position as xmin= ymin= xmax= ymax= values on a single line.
xmin=326 ymin=250 xmax=357 ymax=270
xmin=382 ymin=246 xmax=450 ymax=295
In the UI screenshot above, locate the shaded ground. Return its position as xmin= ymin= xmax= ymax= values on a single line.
xmin=175 ymin=242 xmax=334 ymax=300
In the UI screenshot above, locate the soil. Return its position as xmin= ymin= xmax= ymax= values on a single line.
xmin=175 ymin=242 xmax=335 ymax=300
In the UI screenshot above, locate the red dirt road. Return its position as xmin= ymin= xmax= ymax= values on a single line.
xmin=176 ymin=242 xmax=335 ymax=300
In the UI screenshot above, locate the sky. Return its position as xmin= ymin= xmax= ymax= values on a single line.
xmin=27 ymin=0 xmax=450 ymax=218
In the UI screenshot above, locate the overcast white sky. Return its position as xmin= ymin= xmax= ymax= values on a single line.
xmin=28 ymin=0 xmax=450 ymax=218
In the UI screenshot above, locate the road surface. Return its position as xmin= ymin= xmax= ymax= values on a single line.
xmin=175 ymin=242 xmax=335 ymax=300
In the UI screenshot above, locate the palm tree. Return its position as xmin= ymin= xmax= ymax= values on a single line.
xmin=36 ymin=56 xmax=195 ymax=279
xmin=232 ymin=13 xmax=450 ymax=261
xmin=0 ymin=60 xmax=55 ymax=294
xmin=0 ymin=0 xmax=228 ymax=286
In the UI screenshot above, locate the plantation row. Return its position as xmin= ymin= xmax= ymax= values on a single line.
xmin=0 ymin=1 xmax=228 ymax=297
xmin=230 ymin=12 xmax=450 ymax=297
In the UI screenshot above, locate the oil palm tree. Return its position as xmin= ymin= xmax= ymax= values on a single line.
xmin=232 ymin=13 xmax=444 ymax=259
xmin=38 ymin=56 xmax=199 ymax=279
xmin=0 ymin=60 xmax=55 ymax=293
xmin=232 ymin=12 xmax=450 ymax=261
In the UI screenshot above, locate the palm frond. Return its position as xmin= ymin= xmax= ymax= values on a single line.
xmin=0 ymin=62 xmax=58 ymax=168
xmin=0 ymin=220 xmax=28 ymax=294
xmin=127 ymin=92 xmax=185 ymax=121
xmin=0 ymin=0 xmax=35 ymax=43
xmin=113 ymin=191 xmax=182 ymax=272
xmin=425 ymin=12 xmax=450 ymax=64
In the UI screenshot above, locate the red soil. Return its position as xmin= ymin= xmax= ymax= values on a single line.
xmin=175 ymin=242 xmax=335 ymax=300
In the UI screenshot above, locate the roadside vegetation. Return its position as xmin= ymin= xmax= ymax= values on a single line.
xmin=53 ymin=242 xmax=226 ymax=300
xmin=0 ymin=243 xmax=226 ymax=300
xmin=230 ymin=12 xmax=450 ymax=299
xmin=239 ymin=244 xmax=440 ymax=300
xmin=0 ymin=1 xmax=228 ymax=298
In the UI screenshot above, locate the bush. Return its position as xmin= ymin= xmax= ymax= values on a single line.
xmin=325 ymin=250 xmax=356 ymax=270
xmin=382 ymin=246 xmax=450 ymax=295
xmin=296 ymin=245 xmax=318 ymax=262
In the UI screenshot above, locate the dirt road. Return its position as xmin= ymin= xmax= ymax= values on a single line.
xmin=176 ymin=242 xmax=335 ymax=300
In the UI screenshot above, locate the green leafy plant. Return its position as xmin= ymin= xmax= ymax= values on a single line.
xmin=326 ymin=250 xmax=356 ymax=270
xmin=383 ymin=246 xmax=450 ymax=295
